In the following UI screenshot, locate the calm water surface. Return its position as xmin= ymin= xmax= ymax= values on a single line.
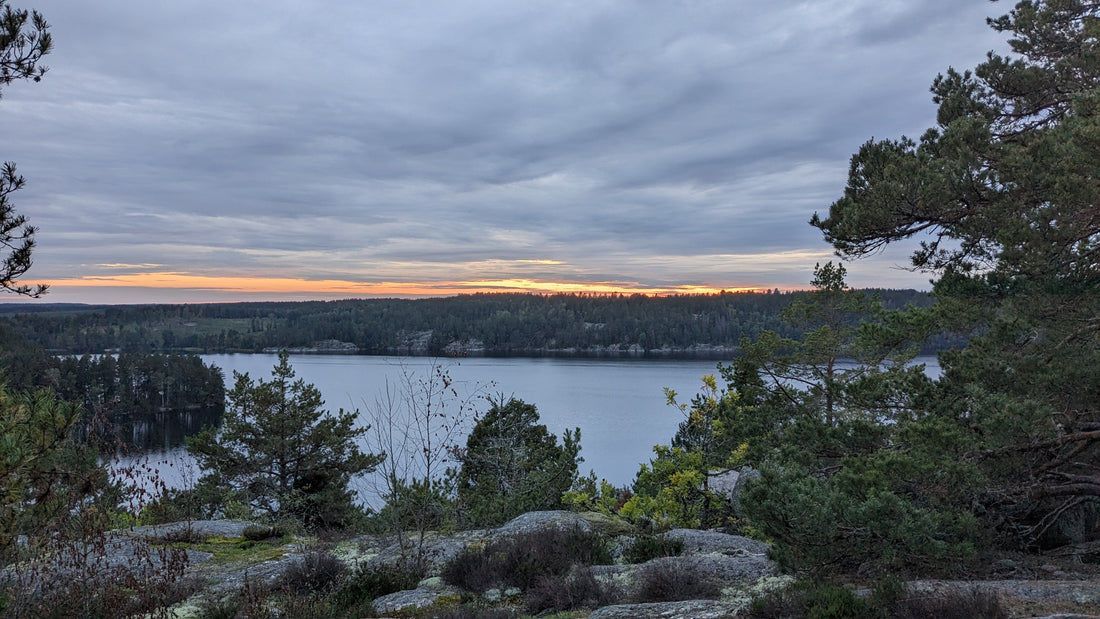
xmin=123 ymin=353 xmax=940 ymax=506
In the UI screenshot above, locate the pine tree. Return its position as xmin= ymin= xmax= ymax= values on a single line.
xmin=187 ymin=352 xmax=382 ymax=528
xmin=0 ymin=3 xmax=51 ymax=296
xmin=813 ymin=0 xmax=1100 ymax=548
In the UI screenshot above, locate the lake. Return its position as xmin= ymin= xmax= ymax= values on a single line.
xmin=119 ymin=353 xmax=941 ymax=507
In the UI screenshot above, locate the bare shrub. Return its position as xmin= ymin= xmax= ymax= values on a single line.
xmin=362 ymin=361 xmax=486 ymax=569
xmin=631 ymin=559 xmax=720 ymax=603
xmin=442 ymin=526 xmax=612 ymax=593
xmin=525 ymin=567 xmax=620 ymax=613
xmin=2 ymin=532 xmax=198 ymax=618
xmin=887 ymin=588 xmax=1007 ymax=619
xmin=198 ymin=573 xmax=272 ymax=619
xmin=279 ymin=549 xmax=347 ymax=596
xmin=440 ymin=546 xmax=499 ymax=593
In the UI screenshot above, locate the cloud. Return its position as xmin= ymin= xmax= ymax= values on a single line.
xmin=2 ymin=0 xmax=1008 ymax=303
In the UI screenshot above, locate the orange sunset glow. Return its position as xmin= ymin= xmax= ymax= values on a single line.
xmin=36 ymin=272 xmax=760 ymax=299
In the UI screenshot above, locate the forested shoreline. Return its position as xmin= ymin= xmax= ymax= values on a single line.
xmin=0 ymin=324 xmax=226 ymax=452
xmin=0 ymin=289 xmax=954 ymax=358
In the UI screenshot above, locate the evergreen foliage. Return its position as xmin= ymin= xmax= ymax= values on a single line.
xmin=0 ymin=8 xmax=120 ymax=564
xmin=735 ymin=266 xmax=979 ymax=574
xmin=813 ymin=0 xmax=1100 ymax=548
xmin=0 ymin=327 xmax=226 ymax=452
xmin=0 ymin=1 xmax=50 ymax=297
xmin=622 ymin=264 xmax=979 ymax=574
xmin=736 ymin=262 xmax=925 ymax=426
xmin=0 ymin=382 xmax=94 ymax=553
xmin=454 ymin=397 xmax=581 ymax=526
xmin=186 ymin=352 xmax=382 ymax=528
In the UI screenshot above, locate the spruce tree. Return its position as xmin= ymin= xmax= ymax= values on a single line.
xmin=454 ymin=397 xmax=580 ymax=527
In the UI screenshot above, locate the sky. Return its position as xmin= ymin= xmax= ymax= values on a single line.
xmin=1 ymin=1 xmax=1010 ymax=304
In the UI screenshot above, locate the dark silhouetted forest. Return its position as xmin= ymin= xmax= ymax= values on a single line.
xmin=0 ymin=290 xmax=952 ymax=357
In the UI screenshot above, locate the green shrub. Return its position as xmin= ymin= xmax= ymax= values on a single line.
xmin=334 ymin=560 xmax=425 ymax=612
xmin=196 ymin=595 xmax=244 ymax=619
xmin=455 ymin=398 xmax=581 ymax=528
xmin=740 ymin=463 xmax=978 ymax=576
xmin=752 ymin=582 xmax=1009 ymax=619
xmin=804 ymin=584 xmax=870 ymax=619
xmin=373 ymin=477 xmax=456 ymax=534
xmin=749 ymin=581 xmax=871 ymax=619
xmin=886 ymin=588 xmax=1007 ymax=619
xmin=622 ymin=534 xmax=684 ymax=563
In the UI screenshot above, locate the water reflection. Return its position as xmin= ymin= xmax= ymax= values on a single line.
xmin=87 ymin=406 xmax=223 ymax=454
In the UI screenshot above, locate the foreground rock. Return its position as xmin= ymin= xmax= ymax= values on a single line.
xmin=908 ymin=579 xmax=1100 ymax=618
xmin=370 ymin=577 xmax=463 ymax=614
xmin=339 ymin=511 xmax=775 ymax=616
xmin=495 ymin=509 xmax=595 ymax=535
xmin=588 ymin=599 xmax=741 ymax=618
xmin=665 ymin=528 xmax=769 ymax=556
xmin=26 ymin=511 xmax=1100 ymax=617
xmin=124 ymin=519 xmax=257 ymax=541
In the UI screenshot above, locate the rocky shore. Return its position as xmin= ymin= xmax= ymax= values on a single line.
xmin=40 ymin=511 xmax=1093 ymax=617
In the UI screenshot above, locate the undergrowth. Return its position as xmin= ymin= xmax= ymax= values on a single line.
xmin=442 ymin=526 xmax=612 ymax=593
xmin=622 ymin=534 xmax=684 ymax=563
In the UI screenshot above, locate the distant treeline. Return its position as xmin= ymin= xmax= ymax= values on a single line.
xmin=0 ymin=335 xmax=224 ymax=413
xmin=0 ymin=326 xmax=225 ymax=449
xmin=0 ymin=290 xmax=955 ymax=358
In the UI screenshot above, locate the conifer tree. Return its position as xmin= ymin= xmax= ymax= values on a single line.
xmin=454 ymin=397 xmax=580 ymax=527
xmin=188 ymin=352 xmax=382 ymax=528
xmin=813 ymin=0 xmax=1100 ymax=547
xmin=0 ymin=2 xmax=51 ymax=296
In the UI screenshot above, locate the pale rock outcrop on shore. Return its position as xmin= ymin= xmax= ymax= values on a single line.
xmin=10 ymin=511 xmax=1100 ymax=616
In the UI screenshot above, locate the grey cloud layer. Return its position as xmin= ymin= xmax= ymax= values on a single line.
xmin=5 ymin=0 xmax=1007 ymax=297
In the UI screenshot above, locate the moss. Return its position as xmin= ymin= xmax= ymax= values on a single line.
xmin=389 ymin=595 xmax=463 ymax=618
xmin=578 ymin=511 xmax=636 ymax=537
xmin=180 ymin=535 xmax=291 ymax=565
xmin=432 ymin=593 xmax=463 ymax=609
